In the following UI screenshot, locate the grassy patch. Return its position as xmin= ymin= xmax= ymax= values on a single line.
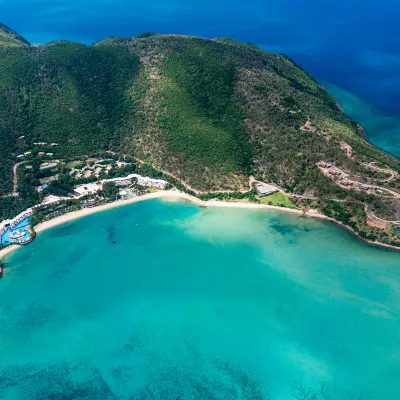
xmin=40 ymin=175 xmax=59 ymax=184
xmin=148 ymin=187 xmax=161 ymax=193
xmin=66 ymin=161 xmax=85 ymax=169
xmin=227 ymin=198 xmax=251 ymax=203
xmin=259 ymin=192 xmax=297 ymax=209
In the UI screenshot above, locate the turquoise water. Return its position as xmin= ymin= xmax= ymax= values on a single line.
xmin=323 ymin=81 xmax=400 ymax=158
xmin=1 ymin=198 xmax=400 ymax=399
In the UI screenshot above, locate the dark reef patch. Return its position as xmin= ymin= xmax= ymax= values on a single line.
xmin=0 ymin=362 xmax=116 ymax=400
xmin=49 ymin=223 xmax=77 ymax=238
xmin=65 ymin=245 xmax=91 ymax=266
xmin=104 ymin=226 xmax=117 ymax=245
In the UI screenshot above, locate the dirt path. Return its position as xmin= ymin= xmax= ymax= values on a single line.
xmin=361 ymin=162 xmax=398 ymax=183
xmin=0 ymin=161 xmax=25 ymax=198
xmin=11 ymin=162 xmax=25 ymax=195
xmin=319 ymin=164 xmax=400 ymax=198
xmin=290 ymin=194 xmax=350 ymax=203
xmin=133 ymin=157 xmax=259 ymax=194
xmin=366 ymin=206 xmax=400 ymax=224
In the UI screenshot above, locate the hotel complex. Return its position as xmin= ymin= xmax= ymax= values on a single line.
xmin=73 ymin=174 xmax=168 ymax=197
xmin=0 ymin=209 xmax=34 ymax=246
xmin=1 ymin=173 xmax=168 ymax=247
xmin=0 ymin=209 xmax=33 ymax=238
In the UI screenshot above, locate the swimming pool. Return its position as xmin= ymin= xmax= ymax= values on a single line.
xmin=0 ymin=218 xmax=31 ymax=245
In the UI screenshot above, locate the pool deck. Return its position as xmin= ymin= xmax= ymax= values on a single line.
xmin=0 ymin=218 xmax=32 ymax=246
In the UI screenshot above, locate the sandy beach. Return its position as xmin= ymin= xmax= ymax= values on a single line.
xmin=3 ymin=189 xmax=397 ymax=260
xmin=0 ymin=190 xmax=327 ymax=260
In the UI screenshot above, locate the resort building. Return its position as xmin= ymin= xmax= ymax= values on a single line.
xmin=35 ymin=183 xmax=49 ymax=192
xmin=40 ymin=161 xmax=60 ymax=170
xmin=72 ymin=173 xmax=167 ymax=198
xmin=119 ymin=188 xmax=135 ymax=200
xmin=136 ymin=175 xmax=168 ymax=189
xmin=340 ymin=180 xmax=353 ymax=187
xmin=1 ymin=196 xmax=72 ymax=246
xmin=74 ymin=183 xmax=102 ymax=197
xmin=256 ymin=183 xmax=279 ymax=196
xmin=39 ymin=195 xmax=67 ymax=206
xmin=103 ymin=174 xmax=168 ymax=189
xmin=0 ymin=209 xmax=33 ymax=232
xmin=104 ymin=177 xmax=134 ymax=187
xmin=318 ymin=161 xmax=332 ymax=168
xmin=81 ymin=198 xmax=98 ymax=208
xmin=328 ymin=169 xmax=341 ymax=176
xmin=34 ymin=142 xmax=58 ymax=147
xmin=0 ymin=209 xmax=34 ymax=245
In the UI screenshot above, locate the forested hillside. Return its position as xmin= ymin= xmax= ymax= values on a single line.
xmin=115 ymin=35 xmax=399 ymax=192
xmin=0 ymin=34 xmax=139 ymax=195
xmin=1 ymin=24 xmax=400 ymax=243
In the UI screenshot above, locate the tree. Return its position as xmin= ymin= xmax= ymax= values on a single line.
xmin=101 ymin=182 xmax=118 ymax=200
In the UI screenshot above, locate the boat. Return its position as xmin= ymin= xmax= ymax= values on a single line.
xmin=0 ymin=261 xmax=3 ymax=279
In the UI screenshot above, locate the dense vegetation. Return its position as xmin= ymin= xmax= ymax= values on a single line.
xmin=0 ymin=23 xmax=399 ymax=245
xmin=0 ymin=32 xmax=139 ymax=196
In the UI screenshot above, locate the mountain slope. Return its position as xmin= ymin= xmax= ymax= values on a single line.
xmin=0 ymin=23 xmax=30 ymax=47
xmin=1 ymin=30 xmax=398 ymax=193
xmin=103 ymin=35 xmax=400 ymax=193
xmin=1 ymin=26 xmax=400 ymax=246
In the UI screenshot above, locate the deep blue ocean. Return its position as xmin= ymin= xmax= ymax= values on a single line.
xmin=2 ymin=0 xmax=399 ymax=156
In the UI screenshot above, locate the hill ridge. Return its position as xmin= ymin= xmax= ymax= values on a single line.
xmin=0 ymin=27 xmax=399 ymax=247
xmin=0 ymin=23 xmax=31 ymax=47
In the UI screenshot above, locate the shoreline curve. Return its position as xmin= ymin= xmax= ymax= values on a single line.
xmin=1 ymin=190 xmax=399 ymax=261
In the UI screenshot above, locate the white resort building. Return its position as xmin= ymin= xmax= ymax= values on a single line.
xmin=74 ymin=182 xmax=103 ymax=197
xmin=0 ymin=195 xmax=66 ymax=237
xmin=1 ymin=171 xmax=169 ymax=244
xmin=0 ymin=209 xmax=34 ymax=244
xmin=103 ymin=174 xmax=168 ymax=189
xmin=256 ymin=183 xmax=279 ymax=196
xmin=0 ymin=209 xmax=33 ymax=234
xmin=72 ymin=173 xmax=168 ymax=198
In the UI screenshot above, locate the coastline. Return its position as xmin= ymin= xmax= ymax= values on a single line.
xmin=1 ymin=190 xmax=399 ymax=260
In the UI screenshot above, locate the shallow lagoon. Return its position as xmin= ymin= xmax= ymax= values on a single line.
xmin=1 ymin=199 xmax=400 ymax=399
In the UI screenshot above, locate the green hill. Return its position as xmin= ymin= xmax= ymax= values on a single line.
xmin=1 ymin=25 xmax=400 ymax=247
xmin=0 ymin=23 xmax=30 ymax=47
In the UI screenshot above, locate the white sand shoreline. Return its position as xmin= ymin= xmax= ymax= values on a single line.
xmin=7 ymin=189 xmax=397 ymax=261
xmin=0 ymin=190 xmax=326 ymax=260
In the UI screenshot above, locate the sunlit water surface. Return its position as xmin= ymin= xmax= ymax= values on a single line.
xmin=1 ymin=199 xmax=400 ymax=399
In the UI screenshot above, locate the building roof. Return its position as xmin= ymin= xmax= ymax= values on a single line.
xmin=256 ymin=183 xmax=278 ymax=195
xmin=74 ymin=183 xmax=102 ymax=196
